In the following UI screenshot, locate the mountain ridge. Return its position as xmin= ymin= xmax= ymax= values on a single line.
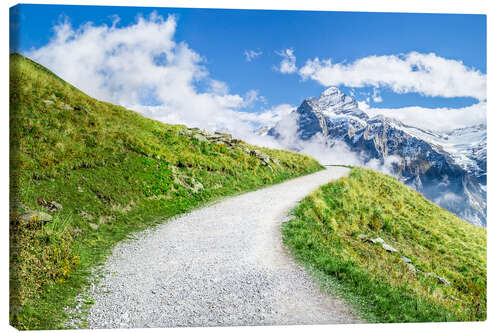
xmin=264 ymin=87 xmax=487 ymax=226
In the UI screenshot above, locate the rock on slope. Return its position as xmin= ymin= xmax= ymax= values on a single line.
xmin=264 ymin=87 xmax=487 ymax=226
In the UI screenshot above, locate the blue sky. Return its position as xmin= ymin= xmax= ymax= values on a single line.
xmin=10 ymin=4 xmax=486 ymax=134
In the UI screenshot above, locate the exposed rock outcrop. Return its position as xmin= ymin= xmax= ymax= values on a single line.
xmin=265 ymin=87 xmax=486 ymax=226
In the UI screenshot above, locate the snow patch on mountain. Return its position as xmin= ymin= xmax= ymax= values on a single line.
xmin=261 ymin=87 xmax=487 ymax=226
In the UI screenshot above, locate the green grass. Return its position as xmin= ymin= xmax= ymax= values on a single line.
xmin=282 ymin=167 xmax=486 ymax=323
xmin=9 ymin=53 xmax=324 ymax=330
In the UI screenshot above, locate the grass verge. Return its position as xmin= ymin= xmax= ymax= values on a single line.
xmin=9 ymin=53 xmax=324 ymax=330
xmin=282 ymin=167 xmax=486 ymax=323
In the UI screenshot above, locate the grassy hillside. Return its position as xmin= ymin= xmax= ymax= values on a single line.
xmin=282 ymin=167 xmax=486 ymax=322
xmin=9 ymin=53 xmax=323 ymax=330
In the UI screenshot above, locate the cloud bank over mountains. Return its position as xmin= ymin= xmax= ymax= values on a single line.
xmin=365 ymin=102 xmax=486 ymax=133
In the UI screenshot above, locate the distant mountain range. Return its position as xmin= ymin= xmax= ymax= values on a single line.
xmin=259 ymin=87 xmax=487 ymax=226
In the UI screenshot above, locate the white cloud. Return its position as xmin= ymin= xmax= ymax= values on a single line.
xmin=209 ymin=79 xmax=230 ymax=95
xmin=372 ymin=88 xmax=383 ymax=103
xmin=358 ymin=100 xmax=370 ymax=111
xmin=268 ymin=112 xmax=402 ymax=174
xmin=27 ymin=12 xmax=272 ymax=144
xmin=244 ymin=49 xmax=262 ymax=62
xmin=364 ymin=102 xmax=486 ymax=132
xmin=237 ymin=104 xmax=295 ymax=127
xmin=435 ymin=192 xmax=462 ymax=208
xmin=275 ymin=48 xmax=297 ymax=74
xmin=242 ymin=89 xmax=267 ymax=108
xmin=298 ymin=52 xmax=486 ymax=101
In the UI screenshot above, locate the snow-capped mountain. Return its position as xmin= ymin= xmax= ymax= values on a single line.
xmin=264 ymin=87 xmax=487 ymax=226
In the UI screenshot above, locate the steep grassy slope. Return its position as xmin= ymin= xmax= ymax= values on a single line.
xmin=283 ymin=167 xmax=486 ymax=322
xmin=9 ymin=53 xmax=323 ymax=330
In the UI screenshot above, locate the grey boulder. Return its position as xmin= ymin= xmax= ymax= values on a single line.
xmin=19 ymin=211 xmax=53 ymax=224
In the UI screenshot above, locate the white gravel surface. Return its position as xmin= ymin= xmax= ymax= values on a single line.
xmin=85 ymin=166 xmax=360 ymax=328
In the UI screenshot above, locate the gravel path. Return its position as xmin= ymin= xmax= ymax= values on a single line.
xmin=85 ymin=166 xmax=360 ymax=328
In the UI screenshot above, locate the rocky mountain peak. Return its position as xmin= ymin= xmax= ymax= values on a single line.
xmin=311 ymin=86 xmax=359 ymax=112
xmin=319 ymin=86 xmax=342 ymax=98
xmin=264 ymin=87 xmax=487 ymax=226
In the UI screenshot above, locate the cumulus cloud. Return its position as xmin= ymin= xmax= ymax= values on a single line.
xmin=275 ymin=48 xmax=297 ymax=74
xmin=27 ymin=12 xmax=273 ymax=144
xmin=244 ymin=49 xmax=262 ymax=62
xmin=237 ymin=104 xmax=295 ymax=127
xmin=242 ymin=89 xmax=267 ymax=107
xmin=297 ymin=52 xmax=486 ymax=101
xmin=358 ymin=101 xmax=370 ymax=111
xmin=300 ymin=139 xmax=400 ymax=177
xmin=364 ymin=102 xmax=486 ymax=132
xmin=372 ymin=88 xmax=383 ymax=103
xmin=434 ymin=191 xmax=463 ymax=212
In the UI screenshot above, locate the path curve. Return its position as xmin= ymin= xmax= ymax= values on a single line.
xmin=86 ymin=166 xmax=360 ymax=328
